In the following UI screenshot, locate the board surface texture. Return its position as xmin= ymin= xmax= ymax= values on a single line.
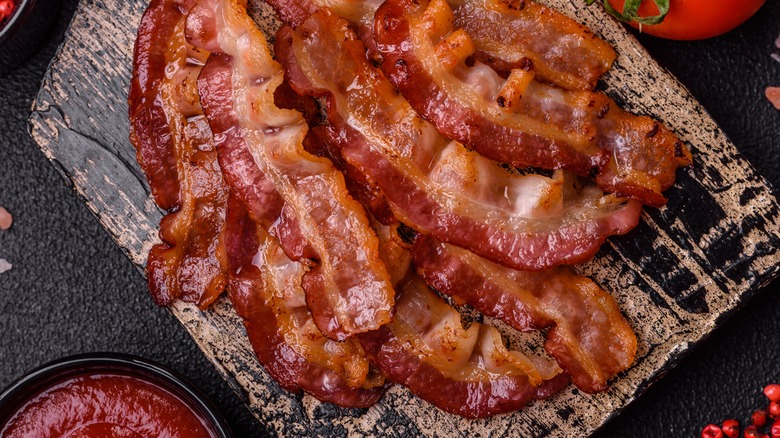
xmin=28 ymin=0 xmax=780 ymax=435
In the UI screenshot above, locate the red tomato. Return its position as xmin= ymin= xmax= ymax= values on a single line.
xmin=606 ymin=0 xmax=767 ymax=40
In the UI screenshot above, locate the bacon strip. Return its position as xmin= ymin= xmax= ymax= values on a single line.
xmin=374 ymin=0 xmax=691 ymax=207
xmin=265 ymin=0 xmax=613 ymax=92
xmin=129 ymin=0 xmax=186 ymax=211
xmin=277 ymin=10 xmax=642 ymax=271
xmin=223 ymin=195 xmax=385 ymax=406
xmin=130 ymin=0 xmax=228 ymax=308
xmin=188 ymin=0 xmax=394 ymax=340
xmin=450 ymin=0 xmax=616 ymax=91
xmin=359 ymin=272 xmax=568 ymax=418
xmin=412 ymin=235 xmax=636 ymax=392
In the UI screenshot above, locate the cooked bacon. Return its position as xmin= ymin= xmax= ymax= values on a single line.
xmin=130 ymin=0 xmax=228 ymax=308
xmin=374 ymin=0 xmax=691 ymax=207
xmin=413 ymin=236 xmax=636 ymax=392
xmin=264 ymin=0 xmax=380 ymax=30
xmin=265 ymin=0 xmax=612 ymax=92
xmin=304 ymin=125 xmax=397 ymax=226
xmin=359 ymin=273 xmax=568 ymax=418
xmin=450 ymin=0 xmax=616 ymax=91
xmin=223 ymin=196 xmax=385 ymax=407
xmin=188 ymin=0 xmax=394 ymax=340
xmin=129 ymin=0 xmax=189 ymax=211
xmin=277 ymin=10 xmax=642 ymax=271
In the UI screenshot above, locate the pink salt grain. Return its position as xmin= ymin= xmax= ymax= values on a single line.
xmin=767 ymin=87 xmax=780 ymax=110
xmin=0 ymin=259 xmax=11 ymax=274
xmin=0 ymin=207 xmax=11 ymax=230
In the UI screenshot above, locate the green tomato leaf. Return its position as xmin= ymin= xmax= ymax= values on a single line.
xmin=592 ymin=0 xmax=670 ymax=25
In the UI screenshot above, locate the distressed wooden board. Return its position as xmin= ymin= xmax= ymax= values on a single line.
xmin=27 ymin=0 xmax=780 ymax=435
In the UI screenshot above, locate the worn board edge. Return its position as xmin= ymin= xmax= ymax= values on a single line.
xmin=25 ymin=0 xmax=780 ymax=435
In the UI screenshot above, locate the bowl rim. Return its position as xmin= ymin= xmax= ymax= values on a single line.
xmin=0 ymin=352 xmax=234 ymax=437
xmin=0 ymin=0 xmax=35 ymax=45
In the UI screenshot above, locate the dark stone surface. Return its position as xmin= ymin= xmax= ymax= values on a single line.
xmin=0 ymin=1 xmax=778 ymax=437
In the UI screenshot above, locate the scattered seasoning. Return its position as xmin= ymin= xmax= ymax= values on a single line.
xmin=767 ymin=87 xmax=780 ymax=110
xmin=0 ymin=259 xmax=11 ymax=274
xmin=0 ymin=206 xmax=12 ymax=230
xmin=702 ymin=384 xmax=780 ymax=438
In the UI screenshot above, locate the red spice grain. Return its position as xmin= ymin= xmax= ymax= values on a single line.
xmin=745 ymin=425 xmax=760 ymax=438
xmin=754 ymin=410 xmax=769 ymax=427
xmin=722 ymin=419 xmax=740 ymax=438
xmin=770 ymin=420 xmax=780 ymax=438
xmin=766 ymin=385 xmax=780 ymax=403
xmin=703 ymin=424 xmax=724 ymax=438
xmin=769 ymin=402 xmax=780 ymax=419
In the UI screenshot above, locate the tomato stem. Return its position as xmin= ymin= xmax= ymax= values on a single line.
xmin=586 ymin=0 xmax=670 ymax=25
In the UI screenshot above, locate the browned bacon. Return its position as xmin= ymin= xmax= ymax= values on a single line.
xmin=265 ymin=0 xmax=613 ymax=92
xmin=374 ymin=0 xmax=691 ymax=207
xmin=130 ymin=0 xmax=227 ymax=308
xmin=129 ymin=0 xmax=186 ymax=211
xmin=224 ymin=195 xmax=385 ymax=406
xmin=265 ymin=0 xmax=380 ymax=29
xmin=413 ymin=236 xmax=637 ymax=392
xmin=187 ymin=0 xmax=394 ymax=340
xmin=450 ymin=0 xmax=616 ymax=91
xmin=277 ymin=10 xmax=642 ymax=271
xmin=359 ymin=273 xmax=568 ymax=418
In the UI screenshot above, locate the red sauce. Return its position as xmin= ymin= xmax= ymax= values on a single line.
xmin=0 ymin=0 xmax=15 ymax=25
xmin=1 ymin=373 xmax=216 ymax=438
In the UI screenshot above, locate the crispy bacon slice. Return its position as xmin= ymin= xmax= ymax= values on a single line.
xmin=265 ymin=0 xmax=612 ymax=92
xmin=277 ymin=10 xmax=642 ymax=271
xmin=412 ymin=235 xmax=637 ymax=392
xmin=223 ymin=196 xmax=385 ymax=406
xmin=374 ymin=0 xmax=691 ymax=207
xmin=359 ymin=273 xmax=568 ymax=418
xmin=450 ymin=0 xmax=616 ymax=91
xmin=129 ymin=0 xmax=187 ymax=211
xmin=130 ymin=0 xmax=228 ymax=308
xmin=188 ymin=0 xmax=394 ymax=340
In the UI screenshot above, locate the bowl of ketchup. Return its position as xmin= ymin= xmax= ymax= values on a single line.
xmin=0 ymin=353 xmax=233 ymax=437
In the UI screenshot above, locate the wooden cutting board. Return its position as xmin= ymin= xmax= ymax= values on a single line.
xmin=28 ymin=0 xmax=780 ymax=435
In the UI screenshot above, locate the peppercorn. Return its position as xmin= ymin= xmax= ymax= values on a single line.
xmin=754 ymin=410 xmax=769 ymax=427
xmin=770 ymin=420 xmax=780 ymax=438
xmin=722 ymin=419 xmax=740 ymax=438
xmin=745 ymin=425 xmax=760 ymax=438
xmin=770 ymin=402 xmax=780 ymax=419
xmin=702 ymin=424 xmax=724 ymax=438
xmin=765 ymin=385 xmax=780 ymax=403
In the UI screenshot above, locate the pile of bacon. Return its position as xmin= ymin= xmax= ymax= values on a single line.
xmin=129 ymin=0 xmax=691 ymax=418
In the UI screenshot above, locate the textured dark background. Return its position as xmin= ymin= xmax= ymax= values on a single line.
xmin=0 ymin=1 xmax=778 ymax=436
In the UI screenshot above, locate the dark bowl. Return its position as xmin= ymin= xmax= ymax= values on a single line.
xmin=0 ymin=353 xmax=234 ymax=437
xmin=0 ymin=0 xmax=61 ymax=75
